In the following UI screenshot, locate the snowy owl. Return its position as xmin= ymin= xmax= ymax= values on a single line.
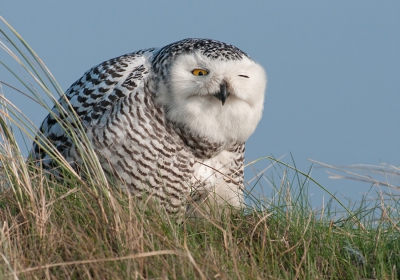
xmin=31 ymin=38 xmax=267 ymax=217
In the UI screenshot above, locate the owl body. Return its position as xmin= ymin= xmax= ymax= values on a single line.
xmin=32 ymin=39 xmax=267 ymax=216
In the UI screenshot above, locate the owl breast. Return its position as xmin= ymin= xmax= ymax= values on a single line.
xmin=91 ymin=83 xmax=196 ymax=215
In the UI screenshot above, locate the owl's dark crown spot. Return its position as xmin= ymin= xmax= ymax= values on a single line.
xmin=151 ymin=38 xmax=251 ymax=71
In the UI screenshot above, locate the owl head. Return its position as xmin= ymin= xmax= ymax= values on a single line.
xmin=149 ymin=38 xmax=267 ymax=144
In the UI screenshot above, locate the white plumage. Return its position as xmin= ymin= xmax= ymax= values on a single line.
xmin=31 ymin=38 xmax=267 ymax=217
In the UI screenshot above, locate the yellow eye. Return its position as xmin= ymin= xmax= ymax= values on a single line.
xmin=192 ymin=69 xmax=208 ymax=76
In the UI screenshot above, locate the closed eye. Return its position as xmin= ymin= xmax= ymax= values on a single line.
xmin=238 ymin=75 xmax=249 ymax=78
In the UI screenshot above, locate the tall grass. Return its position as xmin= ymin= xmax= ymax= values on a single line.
xmin=1 ymin=17 xmax=399 ymax=279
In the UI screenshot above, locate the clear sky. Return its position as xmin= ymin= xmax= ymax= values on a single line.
xmin=1 ymin=1 xmax=399 ymax=209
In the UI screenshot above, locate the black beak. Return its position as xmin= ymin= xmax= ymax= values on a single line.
xmin=214 ymin=81 xmax=229 ymax=106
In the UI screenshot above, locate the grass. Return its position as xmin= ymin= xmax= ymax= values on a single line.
xmin=1 ymin=17 xmax=399 ymax=279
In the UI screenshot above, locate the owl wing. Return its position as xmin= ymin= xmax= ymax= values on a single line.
xmin=31 ymin=49 xmax=156 ymax=165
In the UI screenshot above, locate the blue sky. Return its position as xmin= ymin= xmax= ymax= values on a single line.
xmin=1 ymin=1 xmax=399 ymax=208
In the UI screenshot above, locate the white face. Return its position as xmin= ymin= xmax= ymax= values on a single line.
xmin=155 ymin=51 xmax=267 ymax=143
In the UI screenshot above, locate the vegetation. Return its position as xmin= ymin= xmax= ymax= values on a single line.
xmin=1 ymin=17 xmax=399 ymax=279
